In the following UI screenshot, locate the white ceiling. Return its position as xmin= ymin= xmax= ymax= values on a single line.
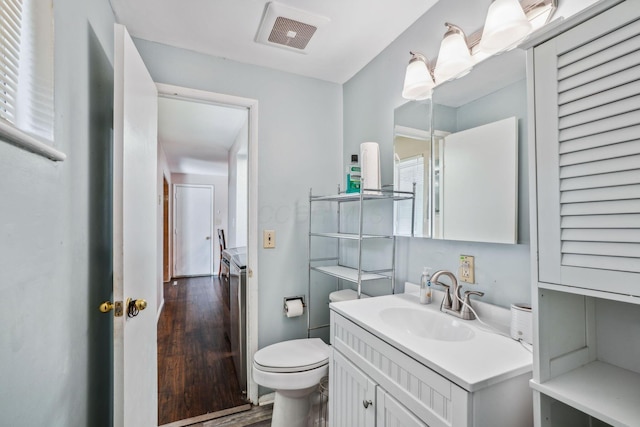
xmin=112 ymin=0 xmax=442 ymax=176
xmin=109 ymin=0 xmax=440 ymax=84
xmin=158 ymin=97 xmax=248 ymax=176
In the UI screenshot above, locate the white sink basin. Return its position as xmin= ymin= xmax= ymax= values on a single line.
xmin=379 ymin=307 xmax=475 ymax=341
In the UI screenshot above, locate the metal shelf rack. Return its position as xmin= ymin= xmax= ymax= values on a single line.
xmin=307 ymin=185 xmax=414 ymax=337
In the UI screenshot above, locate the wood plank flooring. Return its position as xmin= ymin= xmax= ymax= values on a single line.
xmin=158 ymin=276 xmax=249 ymax=425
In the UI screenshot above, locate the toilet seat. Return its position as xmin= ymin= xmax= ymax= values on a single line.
xmin=253 ymin=338 xmax=330 ymax=373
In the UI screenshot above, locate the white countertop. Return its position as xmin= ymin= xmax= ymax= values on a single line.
xmin=330 ymin=293 xmax=533 ymax=392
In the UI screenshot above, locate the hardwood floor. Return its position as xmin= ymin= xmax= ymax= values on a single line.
xmin=158 ymin=276 xmax=249 ymax=425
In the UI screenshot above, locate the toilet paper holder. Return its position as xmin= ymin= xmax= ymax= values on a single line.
xmin=283 ymin=296 xmax=306 ymax=315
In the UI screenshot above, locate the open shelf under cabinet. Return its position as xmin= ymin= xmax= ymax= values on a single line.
xmin=531 ymin=361 xmax=640 ymax=427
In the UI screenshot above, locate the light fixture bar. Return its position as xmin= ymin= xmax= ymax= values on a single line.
xmin=467 ymin=0 xmax=557 ymax=53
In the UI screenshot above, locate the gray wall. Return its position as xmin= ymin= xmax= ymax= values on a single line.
xmin=343 ymin=0 xmax=597 ymax=307
xmin=0 ymin=0 xmax=116 ymax=425
xmin=133 ymin=39 xmax=343 ymax=348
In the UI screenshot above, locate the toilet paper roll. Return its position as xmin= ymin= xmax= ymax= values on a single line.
xmin=285 ymin=299 xmax=304 ymax=318
xmin=360 ymin=142 xmax=381 ymax=194
xmin=510 ymin=303 xmax=532 ymax=344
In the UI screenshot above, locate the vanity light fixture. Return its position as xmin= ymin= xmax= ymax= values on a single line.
xmin=433 ymin=23 xmax=474 ymax=84
xmin=479 ymin=0 xmax=533 ymax=54
xmin=401 ymin=0 xmax=557 ymax=98
xmin=402 ymin=52 xmax=435 ymax=100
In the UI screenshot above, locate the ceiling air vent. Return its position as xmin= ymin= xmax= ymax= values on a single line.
xmin=255 ymin=2 xmax=330 ymax=54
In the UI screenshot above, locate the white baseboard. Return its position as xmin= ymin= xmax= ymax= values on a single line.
xmin=258 ymin=392 xmax=275 ymax=406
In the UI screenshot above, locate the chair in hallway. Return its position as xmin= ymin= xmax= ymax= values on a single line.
xmin=218 ymin=228 xmax=226 ymax=277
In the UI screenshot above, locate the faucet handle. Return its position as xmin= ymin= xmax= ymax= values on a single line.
xmin=464 ymin=290 xmax=484 ymax=298
xmin=461 ymin=291 xmax=485 ymax=320
xmin=436 ymin=282 xmax=453 ymax=309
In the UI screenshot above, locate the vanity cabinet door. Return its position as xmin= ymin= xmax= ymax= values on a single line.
xmin=330 ymin=350 xmax=377 ymax=427
xmin=533 ymin=0 xmax=640 ymax=296
xmin=376 ymin=387 xmax=428 ymax=427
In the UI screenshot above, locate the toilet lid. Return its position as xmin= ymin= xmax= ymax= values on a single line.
xmin=254 ymin=338 xmax=330 ymax=373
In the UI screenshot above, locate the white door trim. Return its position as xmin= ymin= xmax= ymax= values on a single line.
xmin=156 ymin=83 xmax=259 ymax=404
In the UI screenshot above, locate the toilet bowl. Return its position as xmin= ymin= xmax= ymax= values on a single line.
xmin=253 ymin=338 xmax=330 ymax=427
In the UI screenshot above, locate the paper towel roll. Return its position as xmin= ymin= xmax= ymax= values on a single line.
xmin=360 ymin=142 xmax=381 ymax=194
xmin=285 ymin=299 xmax=304 ymax=318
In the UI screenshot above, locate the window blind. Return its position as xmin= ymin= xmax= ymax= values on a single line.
xmin=0 ymin=0 xmax=22 ymax=124
xmin=0 ymin=0 xmax=60 ymax=160
xmin=556 ymin=17 xmax=640 ymax=274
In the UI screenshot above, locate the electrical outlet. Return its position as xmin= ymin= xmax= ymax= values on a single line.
xmin=459 ymin=255 xmax=475 ymax=284
xmin=263 ymin=230 xmax=276 ymax=249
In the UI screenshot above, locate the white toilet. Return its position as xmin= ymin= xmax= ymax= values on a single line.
xmin=252 ymin=290 xmax=368 ymax=427
xmin=253 ymin=338 xmax=330 ymax=427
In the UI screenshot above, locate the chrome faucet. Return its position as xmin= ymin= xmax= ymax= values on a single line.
xmin=431 ymin=270 xmax=484 ymax=320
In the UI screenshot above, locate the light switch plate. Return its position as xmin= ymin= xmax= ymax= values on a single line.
xmin=263 ymin=230 xmax=276 ymax=249
xmin=459 ymin=255 xmax=475 ymax=284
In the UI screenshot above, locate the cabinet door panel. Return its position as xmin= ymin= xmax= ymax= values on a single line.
xmin=330 ymin=350 xmax=376 ymax=427
xmin=535 ymin=0 xmax=640 ymax=295
xmin=376 ymin=387 xmax=428 ymax=427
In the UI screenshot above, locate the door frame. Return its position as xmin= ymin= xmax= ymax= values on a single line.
xmin=156 ymin=83 xmax=259 ymax=404
xmin=163 ymin=174 xmax=171 ymax=282
xmin=172 ymin=183 xmax=215 ymax=277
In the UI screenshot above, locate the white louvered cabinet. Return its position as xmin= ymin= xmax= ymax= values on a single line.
xmin=533 ymin=0 xmax=640 ymax=297
xmin=528 ymin=1 xmax=640 ymax=426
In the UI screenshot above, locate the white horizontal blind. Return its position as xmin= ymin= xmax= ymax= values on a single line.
xmin=0 ymin=0 xmax=22 ymax=123
xmin=0 ymin=0 xmax=57 ymax=159
xmin=556 ymin=16 xmax=640 ymax=274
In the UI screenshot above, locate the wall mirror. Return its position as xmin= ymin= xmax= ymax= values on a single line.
xmin=394 ymin=48 xmax=526 ymax=244
xmin=393 ymin=100 xmax=432 ymax=238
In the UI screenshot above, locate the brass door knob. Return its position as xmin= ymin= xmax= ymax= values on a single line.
xmin=99 ymin=300 xmax=123 ymax=317
xmin=99 ymin=301 xmax=114 ymax=313
xmin=133 ymin=299 xmax=147 ymax=311
xmin=126 ymin=298 xmax=147 ymax=318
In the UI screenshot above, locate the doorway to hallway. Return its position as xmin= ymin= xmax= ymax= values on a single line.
xmin=155 ymin=84 xmax=258 ymax=424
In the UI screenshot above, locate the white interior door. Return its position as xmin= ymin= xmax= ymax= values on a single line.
xmin=174 ymin=184 xmax=214 ymax=277
xmin=112 ymin=24 xmax=158 ymax=427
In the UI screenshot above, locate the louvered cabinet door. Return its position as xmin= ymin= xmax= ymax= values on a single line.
xmin=534 ymin=0 xmax=640 ymax=296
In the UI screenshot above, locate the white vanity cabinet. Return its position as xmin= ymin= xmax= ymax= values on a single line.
xmin=331 ymin=350 xmax=426 ymax=427
xmin=526 ymin=1 xmax=640 ymax=425
xmin=330 ymin=311 xmax=466 ymax=427
xmin=329 ymin=308 xmax=532 ymax=427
